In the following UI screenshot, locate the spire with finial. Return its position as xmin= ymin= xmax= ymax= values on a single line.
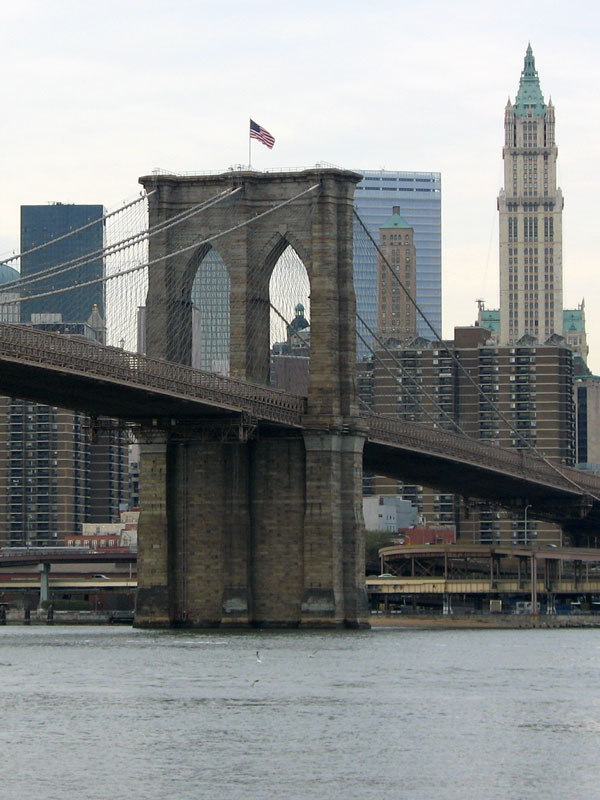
xmin=514 ymin=43 xmax=546 ymax=117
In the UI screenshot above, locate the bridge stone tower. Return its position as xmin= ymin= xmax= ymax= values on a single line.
xmin=136 ymin=168 xmax=369 ymax=627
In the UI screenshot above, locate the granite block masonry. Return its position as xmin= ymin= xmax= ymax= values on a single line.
xmin=135 ymin=169 xmax=369 ymax=628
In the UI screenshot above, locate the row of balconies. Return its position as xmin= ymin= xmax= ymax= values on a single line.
xmin=9 ymin=503 xmax=53 ymax=511
xmin=510 ymin=520 xmax=539 ymax=530
xmin=9 ymin=423 xmax=85 ymax=432
xmin=479 ymin=510 xmax=501 ymax=520
xmin=434 ymin=514 xmax=455 ymax=523
xmin=9 ymin=448 xmax=59 ymax=457
xmin=478 ymin=394 xmax=499 ymax=404
xmin=513 ymin=366 xmax=536 ymax=374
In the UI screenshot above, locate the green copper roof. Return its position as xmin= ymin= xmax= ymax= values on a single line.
xmin=563 ymin=308 xmax=585 ymax=332
xmin=0 ymin=263 xmax=19 ymax=284
xmin=514 ymin=44 xmax=546 ymax=117
xmin=380 ymin=207 xmax=412 ymax=229
xmin=480 ymin=309 xmax=500 ymax=332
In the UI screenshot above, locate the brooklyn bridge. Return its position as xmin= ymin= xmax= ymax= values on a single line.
xmin=1 ymin=167 xmax=599 ymax=628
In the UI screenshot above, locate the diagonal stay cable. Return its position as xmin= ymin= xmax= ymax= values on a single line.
xmin=356 ymin=310 xmax=468 ymax=435
xmin=354 ymin=208 xmax=600 ymax=502
xmin=6 ymin=187 xmax=241 ymax=293
xmin=5 ymin=183 xmax=322 ymax=309
xmin=356 ymin=327 xmax=442 ymax=429
xmin=4 ymin=192 xmax=155 ymax=267
xmin=269 ymin=299 xmax=405 ymax=418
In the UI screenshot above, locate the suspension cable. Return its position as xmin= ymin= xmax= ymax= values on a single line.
xmin=356 ymin=326 xmax=445 ymax=430
xmin=3 ymin=192 xmax=154 ymax=267
xmin=3 ymin=183 xmax=321 ymax=309
xmin=4 ymin=187 xmax=241 ymax=293
xmin=354 ymin=208 xmax=600 ymax=501
xmin=356 ymin=310 xmax=469 ymax=435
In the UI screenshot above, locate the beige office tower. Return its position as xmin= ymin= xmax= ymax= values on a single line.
xmin=378 ymin=207 xmax=417 ymax=341
xmin=498 ymin=45 xmax=563 ymax=345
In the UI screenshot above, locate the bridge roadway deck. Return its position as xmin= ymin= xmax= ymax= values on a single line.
xmin=1 ymin=323 xmax=600 ymax=529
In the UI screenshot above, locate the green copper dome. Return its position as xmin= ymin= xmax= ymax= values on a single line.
xmin=514 ymin=44 xmax=546 ymax=117
xmin=0 ymin=263 xmax=19 ymax=284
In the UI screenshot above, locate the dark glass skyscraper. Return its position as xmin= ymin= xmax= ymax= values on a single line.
xmin=20 ymin=203 xmax=105 ymax=323
xmin=0 ymin=203 xmax=127 ymax=548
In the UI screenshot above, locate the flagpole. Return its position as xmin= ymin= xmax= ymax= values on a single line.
xmin=249 ymin=119 xmax=252 ymax=169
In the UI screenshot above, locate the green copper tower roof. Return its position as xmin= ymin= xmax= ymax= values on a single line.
xmin=479 ymin=308 xmax=500 ymax=332
xmin=514 ymin=44 xmax=546 ymax=117
xmin=563 ymin=308 xmax=585 ymax=332
xmin=380 ymin=205 xmax=412 ymax=229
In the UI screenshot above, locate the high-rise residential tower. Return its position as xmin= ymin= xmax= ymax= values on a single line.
xmin=498 ymin=45 xmax=563 ymax=344
xmin=365 ymin=326 xmax=574 ymax=545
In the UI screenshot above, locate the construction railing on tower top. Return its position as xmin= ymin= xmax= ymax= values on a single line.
xmin=148 ymin=162 xmax=345 ymax=178
xmin=0 ymin=323 xmax=306 ymax=427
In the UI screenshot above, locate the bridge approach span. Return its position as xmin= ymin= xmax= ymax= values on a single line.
xmin=1 ymin=323 xmax=600 ymax=532
xmin=364 ymin=415 xmax=600 ymax=532
xmin=0 ymin=322 xmax=305 ymax=428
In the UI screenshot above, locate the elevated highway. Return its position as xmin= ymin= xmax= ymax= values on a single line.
xmin=369 ymin=544 xmax=600 ymax=613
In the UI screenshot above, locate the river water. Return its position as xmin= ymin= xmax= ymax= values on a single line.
xmin=0 ymin=625 xmax=599 ymax=799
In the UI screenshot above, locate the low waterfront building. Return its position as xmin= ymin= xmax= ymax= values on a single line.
xmin=363 ymin=495 xmax=418 ymax=533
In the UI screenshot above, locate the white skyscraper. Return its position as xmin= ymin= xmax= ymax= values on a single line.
xmin=498 ymin=45 xmax=563 ymax=345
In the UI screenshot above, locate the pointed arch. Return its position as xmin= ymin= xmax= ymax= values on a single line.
xmin=257 ymin=229 xmax=312 ymax=283
xmin=188 ymin=245 xmax=231 ymax=375
xmin=269 ymin=241 xmax=310 ymax=395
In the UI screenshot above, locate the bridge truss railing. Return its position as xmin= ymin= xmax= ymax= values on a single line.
xmin=2 ymin=322 xmax=599 ymax=499
xmin=0 ymin=323 xmax=306 ymax=427
xmin=363 ymin=412 xmax=600 ymax=496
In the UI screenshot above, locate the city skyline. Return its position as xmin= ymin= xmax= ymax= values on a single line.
xmin=2 ymin=2 xmax=600 ymax=367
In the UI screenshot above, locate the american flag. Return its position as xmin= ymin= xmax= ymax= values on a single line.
xmin=250 ymin=119 xmax=275 ymax=149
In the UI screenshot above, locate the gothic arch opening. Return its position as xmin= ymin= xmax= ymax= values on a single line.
xmin=269 ymin=243 xmax=310 ymax=395
xmin=189 ymin=246 xmax=231 ymax=375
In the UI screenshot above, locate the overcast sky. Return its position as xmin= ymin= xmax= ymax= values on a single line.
xmin=2 ymin=0 xmax=600 ymax=368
